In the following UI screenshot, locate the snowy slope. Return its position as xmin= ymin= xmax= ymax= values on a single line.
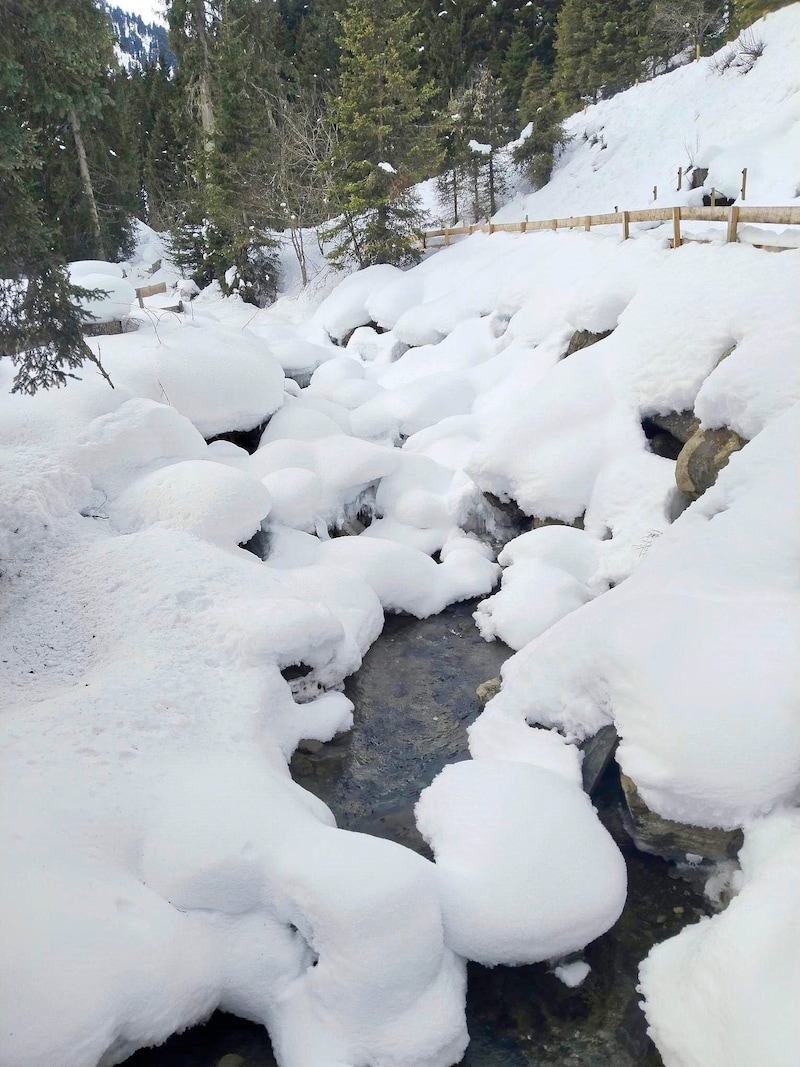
xmin=2 ymin=9 xmax=800 ymax=1067
xmin=497 ymin=5 xmax=800 ymax=221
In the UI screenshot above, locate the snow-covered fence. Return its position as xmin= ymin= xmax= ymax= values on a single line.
xmin=422 ymin=204 xmax=800 ymax=251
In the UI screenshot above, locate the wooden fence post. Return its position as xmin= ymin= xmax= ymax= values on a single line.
xmin=740 ymin=167 xmax=748 ymax=201
xmin=677 ymin=167 xmax=683 ymax=191
xmin=622 ymin=211 xmax=630 ymax=240
xmin=444 ymin=228 xmax=450 ymax=246
xmin=551 ymin=218 xmax=558 ymax=231
xmin=488 ymin=222 xmax=495 ymax=234
xmin=710 ymin=188 xmax=717 ymax=208
xmin=585 ymin=215 xmax=592 ymax=231
xmin=672 ymin=206 xmax=682 ymax=248
xmin=520 ymin=219 xmax=527 ymax=233
xmin=726 ymin=205 xmax=740 ymax=243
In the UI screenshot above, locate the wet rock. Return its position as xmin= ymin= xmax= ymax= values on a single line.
xmin=295 ymin=738 xmax=325 ymax=755
xmin=564 ymin=329 xmax=613 ymax=358
xmin=579 ymin=725 xmax=619 ymax=796
xmin=620 ymin=772 xmax=744 ymax=861
xmin=215 ymin=1056 xmax=247 ymax=1067
xmin=675 ymin=425 xmax=746 ymax=499
xmin=477 ymin=676 xmax=502 ymax=707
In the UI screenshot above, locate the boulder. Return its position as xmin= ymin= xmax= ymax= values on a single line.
xmin=476 ymin=676 xmax=502 ymax=707
xmin=675 ymin=425 xmax=746 ymax=499
xmin=648 ymin=410 xmax=699 ymax=445
xmin=620 ymin=772 xmax=743 ymax=861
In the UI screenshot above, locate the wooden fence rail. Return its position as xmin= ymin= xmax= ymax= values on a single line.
xmin=421 ymin=205 xmax=800 ymax=250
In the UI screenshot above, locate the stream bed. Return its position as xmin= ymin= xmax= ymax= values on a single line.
xmin=129 ymin=599 xmax=710 ymax=1067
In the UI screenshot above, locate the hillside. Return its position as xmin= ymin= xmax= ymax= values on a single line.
xmin=1 ymin=9 xmax=799 ymax=1067
xmin=103 ymin=2 xmax=175 ymax=70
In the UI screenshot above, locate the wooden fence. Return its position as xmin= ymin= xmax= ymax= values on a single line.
xmin=421 ymin=205 xmax=800 ymax=251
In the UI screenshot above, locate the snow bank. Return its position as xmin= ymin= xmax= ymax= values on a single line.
xmin=640 ymin=810 xmax=800 ymax=1067
xmin=479 ymin=404 xmax=800 ymax=829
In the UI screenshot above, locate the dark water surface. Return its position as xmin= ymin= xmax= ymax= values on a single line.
xmin=129 ymin=600 xmax=708 ymax=1067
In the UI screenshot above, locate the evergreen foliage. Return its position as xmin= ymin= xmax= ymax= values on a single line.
xmin=0 ymin=0 xmax=118 ymax=393
xmin=323 ymin=0 xmax=440 ymax=269
xmin=553 ymin=0 xmax=650 ymax=108
xmin=513 ymin=61 xmax=566 ymax=188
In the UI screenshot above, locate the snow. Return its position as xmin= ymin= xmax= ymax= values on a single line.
xmin=640 ymin=809 xmax=800 ymax=1067
xmin=415 ymin=761 xmax=627 ymax=965
xmin=3 ymin=8 xmax=800 ymax=1066
xmin=553 ymin=960 xmax=592 ymax=988
xmin=75 ymin=272 xmax=137 ymax=323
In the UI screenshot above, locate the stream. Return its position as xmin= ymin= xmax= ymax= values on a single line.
xmin=129 ymin=599 xmax=710 ymax=1067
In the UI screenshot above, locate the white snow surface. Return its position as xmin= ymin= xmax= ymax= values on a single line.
xmin=3 ymin=11 xmax=800 ymax=1066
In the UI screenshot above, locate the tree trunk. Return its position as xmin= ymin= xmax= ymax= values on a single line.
xmin=452 ymin=170 xmax=459 ymax=225
xmin=194 ymin=0 xmax=216 ymax=159
xmin=488 ymin=153 xmax=496 ymax=217
xmin=68 ymin=107 xmax=104 ymax=260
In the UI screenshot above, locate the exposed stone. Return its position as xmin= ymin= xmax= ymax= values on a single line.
xmin=476 ymin=675 xmax=502 ymax=707
xmin=675 ymin=425 xmax=746 ymax=499
xmin=83 ymin=318 xmax=124 ymax=337
xmin=579 ymin=725 xmax=619 ymax=796
xmin=689 ymin=166 xmax=709 ymax=189
xmin=215 ymin=1055 xmax=247 ymax=1067
xmin=296 ymin=738 xmax=325 ymax=755
xmin=533 ymin=513 xmax=585 ymax=531
xmin=564 ymin=328 xmax=613 ymax=358
xmin=483 ymin=491 xmax=531 ymax=530
xmin=620 ymin=772 xmax=743 ymax=861
xmin=648 ymin=410 xmax=700 ymax=445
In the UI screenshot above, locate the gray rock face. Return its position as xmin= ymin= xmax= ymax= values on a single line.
xmin=649 ymin=410 xmax=700 ymax=445
xmin=620 ymin=772 xmax=743 ymax=861
xmin=580 ymin=725 xmax=619 ymax=795
xmin=675 ymin=425 xmax=746 ymax=499
xmin=564 ymin=329 xmax=614 ymax=357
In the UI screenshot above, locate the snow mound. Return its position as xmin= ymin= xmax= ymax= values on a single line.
xmin=155 ymin=321 xmax=285 ymax=437
xmin=109 ymin=460 xmax=272 ymax=546
xmin=76 ymin=273 xmax=137 ymax=323
xmin=416 ymin=760 xmax=627 ymax=965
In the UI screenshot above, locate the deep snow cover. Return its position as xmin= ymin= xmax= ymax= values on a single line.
xmin=2 ymin=9 xmax=800 ymax=1067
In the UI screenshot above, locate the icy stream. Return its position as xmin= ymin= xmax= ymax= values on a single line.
xmin=127 ymin=600 xmax=708 ymax=1067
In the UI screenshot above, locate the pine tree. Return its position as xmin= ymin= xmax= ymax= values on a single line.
xmin=168 ymin=0 xmax=281 ymax=304
xmin=324 ymin=0 xmax=440 ymax=269
xmin=0 ymin=0 xmax=114 ymax=393
xmin=553 ymin=0 xmax=650 ymax=108
xmin=501 ymin=26 xmax=534 ymax=114
xmin=513 ymin=61 xmax=566 ymax=188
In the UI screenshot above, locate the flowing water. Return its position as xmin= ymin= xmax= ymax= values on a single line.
xmin=129 ymin=599 xmax=709 ymax=1067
